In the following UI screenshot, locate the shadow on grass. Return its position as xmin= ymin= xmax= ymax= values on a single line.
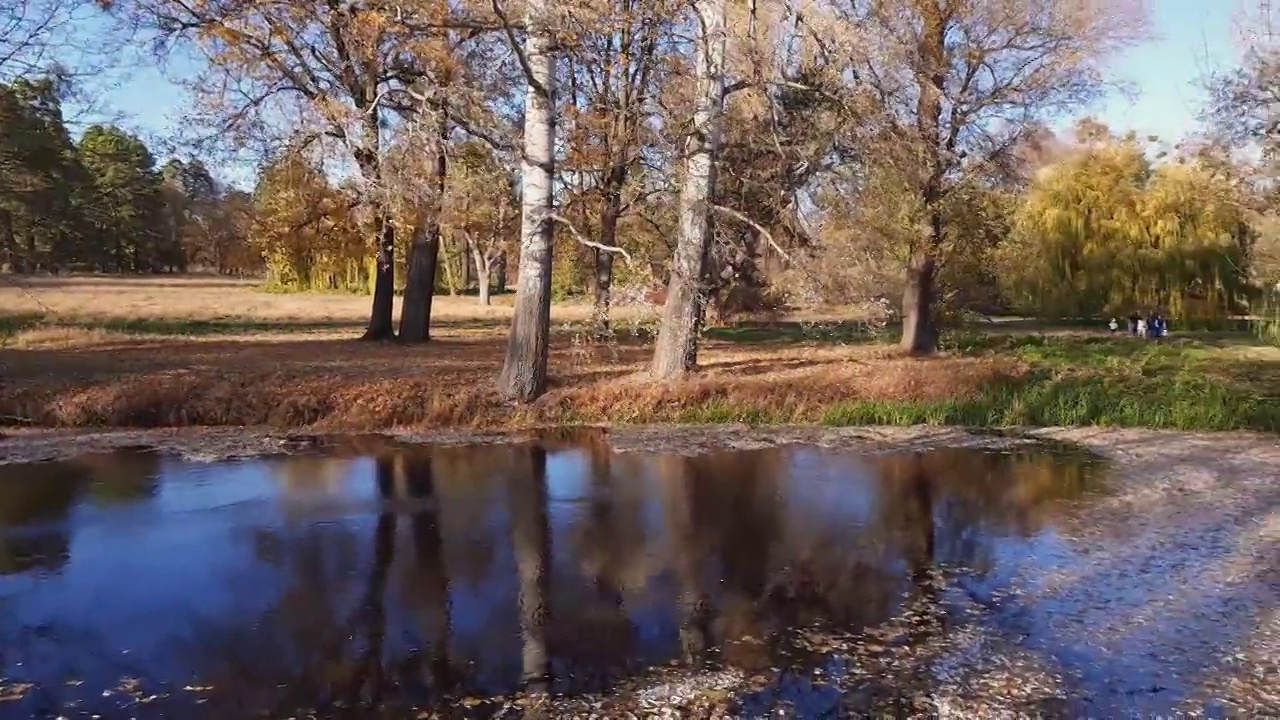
xmin=706 ymin=320 xmax=891 ymax=345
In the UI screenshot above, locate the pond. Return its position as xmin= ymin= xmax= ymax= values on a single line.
xmin=0 ymin=437 xmax=1110 ymax=718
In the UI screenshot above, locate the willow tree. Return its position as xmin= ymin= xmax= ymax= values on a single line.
xmin=1003 ymin=138 xmax=1249 ymax=318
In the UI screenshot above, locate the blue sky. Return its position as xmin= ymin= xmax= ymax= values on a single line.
xmin=84 ymin=0 xmax=1249 ymax=186
xmin=1079 ymin=0 xmax=1247 ymax=143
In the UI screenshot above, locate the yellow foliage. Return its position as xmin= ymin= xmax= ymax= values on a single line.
xmin=251 ymin=152 xmax=370 ymax=293
xmin=1003 ymin=138 xmax=1249 ymax=318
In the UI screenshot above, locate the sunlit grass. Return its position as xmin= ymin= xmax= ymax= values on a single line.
xmin=1 ymin=276 xmax=1275 ymax=432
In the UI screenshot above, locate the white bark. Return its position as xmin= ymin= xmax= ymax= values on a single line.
xmin=651 ymin=0 xmax=728 ymax=378
xmin=497 ymin=0 xmax=556 ymax=400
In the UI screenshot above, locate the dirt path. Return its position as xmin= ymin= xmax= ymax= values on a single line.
xmin=0 ymin=425 xmax=1275 ymax=716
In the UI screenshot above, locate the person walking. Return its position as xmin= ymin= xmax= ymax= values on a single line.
xmin=1109 ymin=318 xmax=1119 ymax=333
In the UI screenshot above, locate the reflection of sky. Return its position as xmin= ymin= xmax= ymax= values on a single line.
xmin=1 ymin=458 xmax=298 ymax=685
xmin=780 ymin=448 xmax=879 ymax=527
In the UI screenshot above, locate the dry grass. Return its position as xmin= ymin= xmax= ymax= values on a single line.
xmin=3 ymin=275 xmax=1274 ymax=432
xmin=0 ymin=274 xmax=631 ymax=326
xmin=0 ymin=275 xmax=1022 ymax=429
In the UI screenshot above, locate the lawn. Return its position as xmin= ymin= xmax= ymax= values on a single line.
xmin=1 ymin=275 xmax=1276 ymax=432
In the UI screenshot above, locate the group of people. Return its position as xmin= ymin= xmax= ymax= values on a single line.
xmin=1108 ymin=311 xmax=1169 ymax=339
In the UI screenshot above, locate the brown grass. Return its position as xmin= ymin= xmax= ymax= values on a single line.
xmin=0 ymin=274 xmax=624 ymax=325
xmin=0 ymin=275 xmax=1019 ymax=429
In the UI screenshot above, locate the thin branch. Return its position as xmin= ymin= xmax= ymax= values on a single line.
xmin=711 ymin=204 xmax=791 ymax=263
xmin=547 ymin=212 xmax=633 ymax=264
xmin=490 ymin=0 xmax=548 ymax=98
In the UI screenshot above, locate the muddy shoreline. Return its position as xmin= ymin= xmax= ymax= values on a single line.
xmin=0 ymin=424 xmax=1276 ymax=717
xmin=2 ymin=422 xmax=1275 ymax=465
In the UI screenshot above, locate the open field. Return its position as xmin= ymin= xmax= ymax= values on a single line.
xmin=1 ymin=275 xmax=1277 ymax=431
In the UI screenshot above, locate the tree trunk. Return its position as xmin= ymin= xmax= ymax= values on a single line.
xmin=495 ymin=250 xmax=508 ymax=292
xmin=497 ymin=1 xmax=556 ymax=402
xmin=470 ymin=239 xmax=492 ymax=306
xmin=0 ymin=209 xmax=13 ymax=271
xmin=402 ymin=452 xmax=453 ymax=696
xmin=363 ymin=210 xmax=397 ymax=341
xmin=463 ymin=242 xmax=475 ymax=288
xmin=651 ymin=0 xmax=726 ymax=379
xmin=442 ymin=235 xmax=461 ymax=295
xmin=399 ymin=109 xmax=449 ymax=343
xmin=900 ymin=250 xmax=938 ymax=354
xmin=509 ymin=446 xmax=551 ymax=689
xmin=592 ymin=249 xmax=615 ymax=340
xmin=900 ymin=1 xmax=946 ymax=356
xmin=592 ymin=188 xmax=623 ymax=341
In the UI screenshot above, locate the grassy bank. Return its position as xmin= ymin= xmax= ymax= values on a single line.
xmin=2 ymin=278 xmax=1276 ymax=433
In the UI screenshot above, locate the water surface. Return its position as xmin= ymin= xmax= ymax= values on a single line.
xmin=0 ymin=438 xmax=1107 ymax=718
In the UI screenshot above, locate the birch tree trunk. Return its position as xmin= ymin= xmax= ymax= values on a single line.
xmin=497 ymin=0 xmax=556 ymax=401
xmin=399 ymin=107 xmax=449 ymax=343
xmin=470 ymin=237 xmax=492 ymax=306
xmin=651 ymin=0 xmax=727 ymax=378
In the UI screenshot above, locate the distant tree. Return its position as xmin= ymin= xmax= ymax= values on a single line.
xmin=443 ymin=140 xmax=517 ymax=306
xmin=1002 ymin=136 xmax=1249 ymax=318
xmin=207 ymin=188 xmax=260 ymax=276
xmin=0 ymin=75 xmax=90 ymax=272
xmin=77 ymin=124 xmax=168 ymax=272
xmin=160 ymin=158 xmax=222 ymax=272
xmin=252 ymin=151 xmax=367 ymax=291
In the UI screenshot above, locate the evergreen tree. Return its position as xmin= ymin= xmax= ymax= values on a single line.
xmin=77 ymin=124 xmax=168 ymax=272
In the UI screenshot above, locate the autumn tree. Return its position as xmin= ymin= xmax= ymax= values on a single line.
xmin=116 ymin=0 xmax=475 ymax=338
xmin=443 ymin=140 xmax=517 ymax=306
xmin=1001 ymin=134 xmax=1250 ymax=318
xmin=813 ymin=0 xmax=1145 ymax=353
xmin=558 ymin=0 xmax=668 ymax=338
xmin=252 ymin=151 xmax=367 ymax=291
xmin=159 ymin=158 xmax=221 ymax=272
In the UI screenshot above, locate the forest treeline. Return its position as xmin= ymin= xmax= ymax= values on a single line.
xmin=0 ymin=76 xmax=256 ymax=275
xmin=2 ymin=0 xmax=1277 ymax=400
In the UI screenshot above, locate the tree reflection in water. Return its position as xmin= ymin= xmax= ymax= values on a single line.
xmin=0 ymin=440 xmax=1105 ymax=717
xmin=507 ymin=445 xmax=550 ymax=691
xmin=0 ymin=450 xmax=161 ymax=575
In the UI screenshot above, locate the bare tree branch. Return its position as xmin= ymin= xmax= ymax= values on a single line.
xmin=547 ymin=212 xmax=633 ymax=264
xmin=711 ymin=204 xmax=790 ymax=262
